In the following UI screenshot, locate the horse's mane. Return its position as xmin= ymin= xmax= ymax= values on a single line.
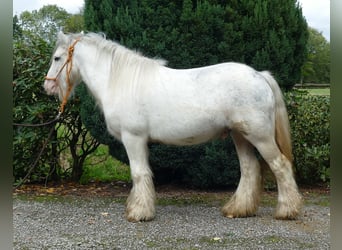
xmin=80 ymin=33 xmax=167 ymax=91
xmin=83 ymin=32 xmax=167 ymax=65
xmin=58 ymin=32 xmax=167 ymax=93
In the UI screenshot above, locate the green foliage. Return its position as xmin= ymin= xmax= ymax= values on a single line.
xmin=285 ymin=90 xmax=330 ymax=184
xmin=17 ymin=5 xmax=70 ymax=43
xmin=13 ymin=33 xmax=59 ymax=183
xmin=235 ymin=0 xmax=308 ymax=88
xmin=306 ymin=88 xmax=330 ymax=96
xmin=57 ymin=94 xmax=101 ymax=181
xmin=84 ymin=0 xmax=308 ymax=86
xmin=148 ymin=140 xmax=240 ymax=188
xmin=183 ymin=140 xmax=240 ymax=188
xmin=64 ymin=13 xmax=85 ymax=33
xmin=80 ymin=145 xmax=130 ymax=184
xmin=301 ymin=27 xmax=330 ymax=84
xmin=14 ymin=5 xmax=85 ymax=42
xmin=13 ymin=6 xmax=92 ymax=184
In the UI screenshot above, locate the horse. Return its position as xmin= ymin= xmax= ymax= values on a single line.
xmin=44 ymin=31 xmax=302 ymax=222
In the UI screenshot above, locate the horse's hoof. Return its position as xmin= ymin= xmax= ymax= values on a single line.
xmin=125 ymin=207 xmax=155 ymax=222
xmin=126 ymin=214 xmax=155 ymax=222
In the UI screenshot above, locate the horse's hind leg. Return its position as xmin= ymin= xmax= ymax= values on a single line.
xmin=222 ymin=131 xmax=262 ymax=218
xmin=249 ymin=136 xmax=302 ymax=219
xmin=121 ymin=132 xmax=156 ymax=222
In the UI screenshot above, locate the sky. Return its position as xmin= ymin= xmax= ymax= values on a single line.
xmin=13 ymin=0 xmax=330 ymax=41
xmin=13 ymin=0 xmax=84 ymax=15
xmin=298 ymin=0 xmax=330 ymax=41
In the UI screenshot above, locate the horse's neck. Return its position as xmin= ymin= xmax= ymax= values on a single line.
xmin=75 ymin=45 xmax=113 ymax=107
xmin=75 ymin=41 xmax=163 ymax=111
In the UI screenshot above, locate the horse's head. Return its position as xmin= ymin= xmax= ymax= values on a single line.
xmin=44 ymin=31 xmax=82 ymax=101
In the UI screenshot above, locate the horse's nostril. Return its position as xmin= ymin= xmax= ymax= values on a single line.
xmin=44 ymin=80 xmax=59 ymax=95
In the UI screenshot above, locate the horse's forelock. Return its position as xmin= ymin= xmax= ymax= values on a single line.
xmin=55 ymin=32 xmax=84 ymax=49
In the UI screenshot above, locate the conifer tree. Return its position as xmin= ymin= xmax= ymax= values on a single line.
xmin=84 ymin=0 xmax=307 ymax=87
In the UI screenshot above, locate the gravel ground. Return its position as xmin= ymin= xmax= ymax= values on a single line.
xmin=13 ymin=194 xmax=329 ymax=249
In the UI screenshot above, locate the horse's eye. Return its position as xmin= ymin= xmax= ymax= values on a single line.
xmin=54 ymin=56 xmax=61 ymax=62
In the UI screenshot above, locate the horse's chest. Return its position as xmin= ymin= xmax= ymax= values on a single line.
xmin=104 ymin=107 xmax=148 ymax=141
xmin=105 ymin=117 xmax=122 ymax=140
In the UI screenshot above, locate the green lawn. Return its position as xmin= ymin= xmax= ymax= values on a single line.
xmin=80 ymin=145 xmax=131 ymax=184
xmin=304 ymin=88 xmax=330 ymax=96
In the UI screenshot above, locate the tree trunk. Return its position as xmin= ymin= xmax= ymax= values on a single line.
xmin=71 ymin=156 xmax=83 ymax=181
xmin=49 ymin=128 xmax=60 ymax=181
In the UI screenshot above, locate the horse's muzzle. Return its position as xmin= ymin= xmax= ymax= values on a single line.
xmin=44 ymin=78 xmax=59 ymax=95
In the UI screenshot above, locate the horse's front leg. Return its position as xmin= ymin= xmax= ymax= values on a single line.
xmin=121 ymin=132 xmax=156 ymax=222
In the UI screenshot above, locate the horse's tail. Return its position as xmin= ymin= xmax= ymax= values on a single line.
xmin=260 ymin=71 xmax=293 ymax=162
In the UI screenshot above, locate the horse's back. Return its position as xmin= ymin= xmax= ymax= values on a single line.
xmin=143 ymin=62 xmax=275 ymax=145
xmin=161 ymin=62 xmax=271 ymax=96
xmin=154 ymin=62 xmax=274 ymax=115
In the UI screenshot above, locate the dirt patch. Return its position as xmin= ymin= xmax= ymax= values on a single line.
xmin=13 ymin=181 xmax=330 ymax=207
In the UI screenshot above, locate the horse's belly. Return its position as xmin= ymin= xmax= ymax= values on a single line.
xmin=162 ymin=129 xmax=228 ymax=146
xmin=148 ymin=113 xmax=229 ymax=146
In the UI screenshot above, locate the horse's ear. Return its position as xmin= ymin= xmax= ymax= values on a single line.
xmin=57 ymin=31 xmax=68 ymax=42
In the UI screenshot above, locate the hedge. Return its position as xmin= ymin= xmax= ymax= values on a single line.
xmin=285 ymin=90 xmax=330 ymax=184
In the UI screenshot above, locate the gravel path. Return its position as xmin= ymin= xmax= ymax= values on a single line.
xmin=13 ymin=195 xmax=329 ymax=249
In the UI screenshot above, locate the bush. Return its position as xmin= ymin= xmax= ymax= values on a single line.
xmin=13 ymin=34 xmax=59 ymax=183
xmin=84 ymin=0 xmax=308 ymax=89
xmin=183 ymin=140 xmax=240 ymax=188
xmin=285 ymin=90 xmax=330 ymax=184
xmin=148 ymin=139 xmax=240 ymax=188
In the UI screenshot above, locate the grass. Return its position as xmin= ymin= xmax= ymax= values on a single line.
xmin=79 ymin=145 xmax=131 ymax=184
xmin=306 ymin=88 xmax=330 ymax=96
xmin=296 ymin=87 xmax=330 ymax=96
xmin=56 ymin=123 xmax=130 ymax=184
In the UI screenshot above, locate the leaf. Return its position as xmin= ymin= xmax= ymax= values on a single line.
xmin=45 ymin=188 xmax=55 ymax=193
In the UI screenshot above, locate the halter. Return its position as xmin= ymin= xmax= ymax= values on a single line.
xmin=45 ymin=38 xmax=81 ymax=114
